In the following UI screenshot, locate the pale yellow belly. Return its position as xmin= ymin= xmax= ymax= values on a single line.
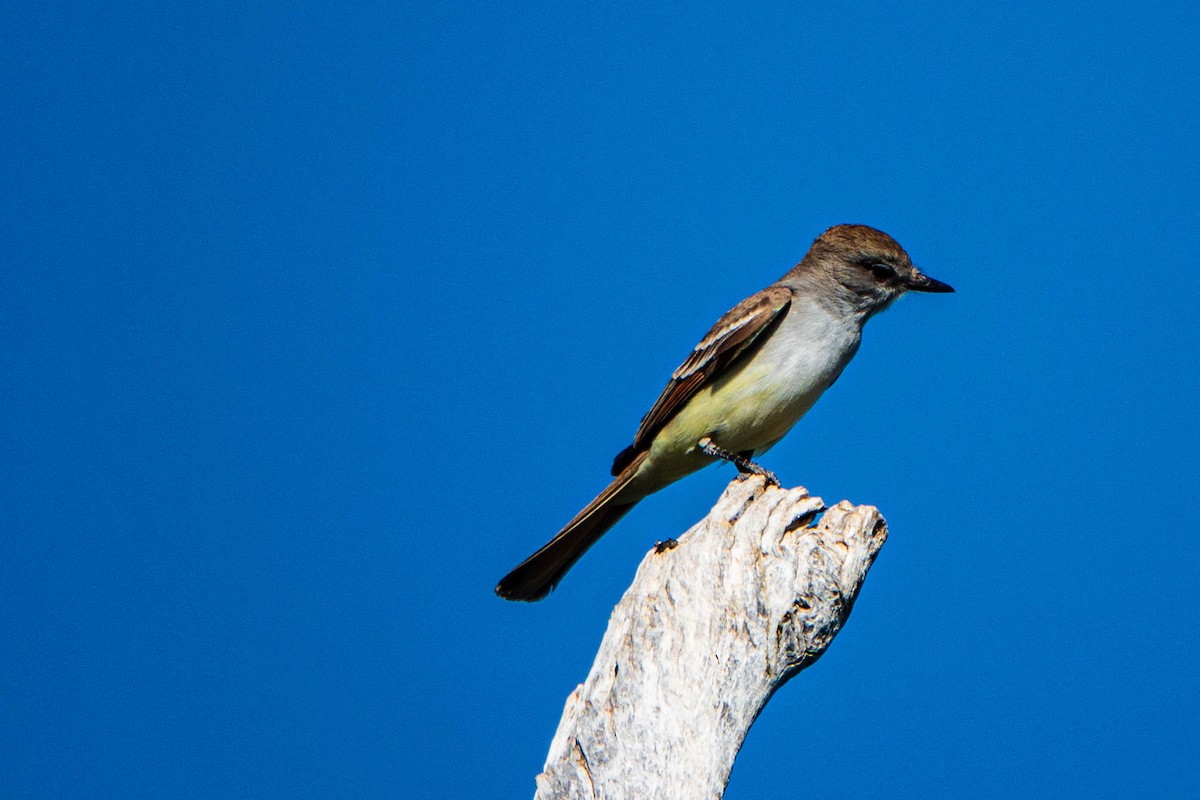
xmin=622 ymin=297 xmax=861 ymax=497
xmin=641 ymin=362 xmax=821 ymax=482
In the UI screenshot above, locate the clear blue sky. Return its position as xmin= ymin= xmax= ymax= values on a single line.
xmin=3 ymin=2 xmax=1198 ymax=797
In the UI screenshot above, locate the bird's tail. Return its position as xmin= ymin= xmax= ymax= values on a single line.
xmin=495 ymin=451 xmax=648 ymax=601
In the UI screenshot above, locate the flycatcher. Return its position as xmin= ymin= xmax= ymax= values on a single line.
xmin=496 ymin=224 xmax=953 ymax=601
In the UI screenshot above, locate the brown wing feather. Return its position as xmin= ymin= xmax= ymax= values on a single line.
xmin=610 ymin=285 xmax=792 ymax=475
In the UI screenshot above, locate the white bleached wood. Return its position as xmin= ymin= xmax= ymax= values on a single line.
xmin=533 ymin=475 xmax=888 ymax=800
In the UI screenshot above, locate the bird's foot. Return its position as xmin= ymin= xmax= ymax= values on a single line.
xmin=697 ymin=437 xmax=780 ymax=487
xmin=654 ymin=538 xmax=678 ymax=553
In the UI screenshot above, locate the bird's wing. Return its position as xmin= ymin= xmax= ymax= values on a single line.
xmin=611 ymin=285 xmax=792 ymax=474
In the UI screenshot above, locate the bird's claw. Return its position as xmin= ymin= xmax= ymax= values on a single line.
xmin=698 ymin=437 xmax=780 ymax=486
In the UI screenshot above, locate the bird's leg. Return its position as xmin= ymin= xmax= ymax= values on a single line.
xmin=696 ymin=437 xmax=780 ymax=487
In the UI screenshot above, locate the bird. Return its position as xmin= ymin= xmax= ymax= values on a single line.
xmin=496 ymin=224 xmax=953 ymax=601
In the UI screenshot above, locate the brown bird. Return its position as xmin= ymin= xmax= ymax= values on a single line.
xmin=496 ymin=224 xmax=953 ymax=601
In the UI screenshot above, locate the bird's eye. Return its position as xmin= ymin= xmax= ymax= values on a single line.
xmin=869 ymin=263 xmax=894 ymax=282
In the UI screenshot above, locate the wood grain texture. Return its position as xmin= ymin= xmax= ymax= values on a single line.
xmin=534 ymin=475 xmax=888 ymax=800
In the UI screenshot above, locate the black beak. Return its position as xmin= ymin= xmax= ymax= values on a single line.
xmin=905 ymin=270 xmax=955 ymax=293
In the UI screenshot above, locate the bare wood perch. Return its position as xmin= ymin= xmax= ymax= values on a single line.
xmin=534 ymin=475 xmax=888 ymax=800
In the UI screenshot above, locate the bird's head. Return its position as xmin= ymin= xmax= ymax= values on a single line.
xmin=803 ymin=224 xmax=954 ymax=317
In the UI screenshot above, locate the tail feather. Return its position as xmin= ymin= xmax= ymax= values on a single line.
xmin=496 ymin=452 xmax=647 ymax=601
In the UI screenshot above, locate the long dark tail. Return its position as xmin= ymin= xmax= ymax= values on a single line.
xmin=495 ymin=451 xmax=648 ymax=601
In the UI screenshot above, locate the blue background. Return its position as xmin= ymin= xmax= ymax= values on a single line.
xmin=4 ymin=1 xmax=1198 ymax=797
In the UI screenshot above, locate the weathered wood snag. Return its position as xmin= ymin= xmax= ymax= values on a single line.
xmin=535 ymin=475 xmax=888 ymax=800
